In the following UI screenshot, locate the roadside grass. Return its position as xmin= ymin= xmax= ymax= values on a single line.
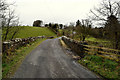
xmin=76 ymin=36 xmax=120 ymax=79
xmin=78 ymin=36 xmax=119 ymax=79
xmin=2 ymin=26 xmax=56 ymax=40
xmin=61 ymin=36 xmax=119 ymax=79
xmin=2 ymin=38 xmax=46 ymax=78
xmin=78 ymin=55 xmax=119 ymax=79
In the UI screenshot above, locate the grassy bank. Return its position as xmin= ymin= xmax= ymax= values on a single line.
xmin=77 ymin=37 xmax=119 ymax=79
xmin=61 ymin=36 xmax=119 ymax=79
xmin=81 ymin=37 xmax=119 ymax=79
xmin=78 ymin=55 xmax=119 ymax=79
xmin=2 ymin=26 xmax=56 ymax=40
xmin=2 ymin=38 xmax=46 ymax=78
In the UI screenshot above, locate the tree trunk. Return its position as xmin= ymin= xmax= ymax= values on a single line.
xmin=4 ymin=28 xmax=9 ymax=40
xmin=82 ymin=35 xmax=85 ymax=41
xmin=11 ymin=31 xmax=17 ymax=40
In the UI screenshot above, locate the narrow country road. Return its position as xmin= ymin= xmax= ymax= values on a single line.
xmin=13 ymin=38 xmax=99 ymax=78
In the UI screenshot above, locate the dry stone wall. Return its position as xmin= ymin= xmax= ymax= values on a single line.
xmin=62 ymin=36 xmax=88 ymax=58
xmin=2 ymin=36 xmax=45 ymax=55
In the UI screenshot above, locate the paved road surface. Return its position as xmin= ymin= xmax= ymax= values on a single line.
xmin=13 ymin=38 xmax=99 ymax=78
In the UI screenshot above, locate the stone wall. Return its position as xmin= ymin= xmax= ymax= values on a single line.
xmin=2 ymin=36 xmax=46 ymax=55
xmin=62 ymin=36 xmax=87 ymax=58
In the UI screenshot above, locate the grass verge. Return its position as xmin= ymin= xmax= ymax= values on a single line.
xmin=78 ymin=55 xmax=120 ymax=79
xmin=61 ymin=37 xmax=119 ymax=79
xmin=2 ymin=38 xmax=46 ymax=78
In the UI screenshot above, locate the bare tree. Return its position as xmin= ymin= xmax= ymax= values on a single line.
xmin=89 ymin=0 xmax=120 ymax=25
xmin=0 ymin=0 xmax=8 ymax=28
xmin=0 ymin=0 xmax=15 ymax=27
xmin=10 ymin=17 xmax=23 ymax=40
xmin=81 ymin=19 xmax=92 ymax=27
xmin=0 ymin=0 xmax=8 ymax=13
xmin=89 ymin=0 xmax=120 ymax=49
xmin=2 ymin=9 xmax=19 ymax=40
xmin=76 ymin=19 xmax=92 ymax=41
xmin=1 ymin=1 xmax=21 ymax=41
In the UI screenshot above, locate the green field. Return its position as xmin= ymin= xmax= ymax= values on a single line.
xmin=2 ymin=26 xmax=56 ymax=40
xmin=85 ymin=36 xmax=109 ymax=42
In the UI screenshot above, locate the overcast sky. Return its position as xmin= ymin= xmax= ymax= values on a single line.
xmin=8 ymin=0 xmax=103 ymax=26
